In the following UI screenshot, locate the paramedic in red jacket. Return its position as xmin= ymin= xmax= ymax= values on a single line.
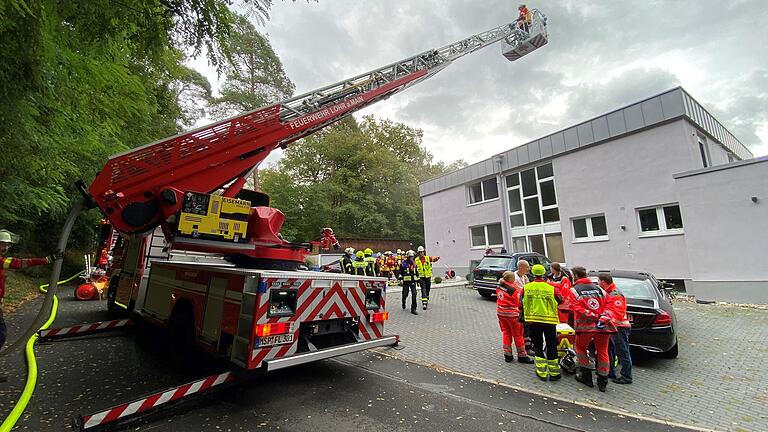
xmin=569 ymin=266 xmax=616 ymax=392
xmin=599 ymin=272 xmax=633 ymax=384
xmin=496 ymin=271 xmax=534 ymax=364
xmin=0 ymin=230 xmax=56 ymax=349
xmin=547 ymin=262 xmax=572 ymax=324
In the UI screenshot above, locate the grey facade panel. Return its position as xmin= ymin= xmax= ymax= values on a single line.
xmin=660 ymin=90 xmax=684 ymax=119
xmin=517 ymin=146 xmax=530 ymax=165
xmin=528 ymin=141 xmax=541 ymax=161
xmin=624 ymin=104 xmax=645 ymax=131
xmin=591 ymin=116 xmax=610 ymax=142
xmin=539 ymin=136 xmax=553 ymax=158
xmin=564 ymin=127 xmax=579 ymax=151
xmin=606 ymin=111 xmax=626 ymax=136
xmin=483 ymin=159 xmax=495 ymax=176
xmin=641 ymin=97 xmax=664 ymax=124
xmin=551 ymin=132 xmax=566 ymax=154
xmin=577 ymin=123 xmax=595 ymax=146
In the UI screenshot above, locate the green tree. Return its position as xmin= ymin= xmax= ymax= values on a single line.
xmin=0 ymin=0 xmax=274 ymax=255
xmin=209 ymin=13 xmax=295 ymax=119
xmin=261 ymin=116 xmax=466 ymax=245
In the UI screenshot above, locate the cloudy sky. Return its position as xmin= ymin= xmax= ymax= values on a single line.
xmin=191 ymin=0 xmax=768 ymax=165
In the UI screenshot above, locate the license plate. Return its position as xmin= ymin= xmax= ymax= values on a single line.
xmin=483 ymin=276 xmax=498 ymax=281
xmin=255 ymin=333 xmax=294 ymax=348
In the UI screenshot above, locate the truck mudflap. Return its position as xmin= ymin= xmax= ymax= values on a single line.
xmin=263 ymin=335 xmax=399 ymax=372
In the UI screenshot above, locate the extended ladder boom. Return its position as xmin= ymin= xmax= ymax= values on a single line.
xmin=87 ymin=11 xmax=548 ymax=236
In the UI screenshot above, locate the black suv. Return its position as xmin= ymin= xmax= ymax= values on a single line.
xmin=472 ymin=252 xmax=566 ymax=298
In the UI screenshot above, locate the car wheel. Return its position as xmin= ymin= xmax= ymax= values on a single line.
xmin=661 ymin=341 xmax=679 ymax=359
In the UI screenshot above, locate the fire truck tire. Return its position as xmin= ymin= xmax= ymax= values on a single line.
xmin=169 ymin=305 xmax=196 ymax=362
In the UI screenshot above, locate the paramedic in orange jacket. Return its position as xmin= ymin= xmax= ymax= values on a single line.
xmin=547 ymin=262 xmax=572 ymax=324
xmin=496 ymin=271 xmax=534 ymax=364
xmin=599 ymin=272 xmax=633 ymax=384
xmin=569 ymin=266 xmax=616 ymax=392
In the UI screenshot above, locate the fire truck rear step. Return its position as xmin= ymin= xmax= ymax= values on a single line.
xmin=38 ymin=319 xmax=133 ymax=341
xmin=262 ymin=335 xmax=398 ymax=372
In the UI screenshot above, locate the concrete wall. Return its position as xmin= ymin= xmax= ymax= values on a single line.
xmin=553 ymin=120 xmax=700 ymax=280
xmin=674 ymin=157 xmax=768 ymax=303
xmin=422 ymin=181 xmax=503 ymax=277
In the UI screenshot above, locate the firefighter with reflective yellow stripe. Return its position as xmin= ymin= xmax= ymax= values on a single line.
xmin=0 ymin=229 xmax=59 ymax=373
xmin=352 ymin=251 xmax=370 ymax=276
xmin=341 ymin=247 xmax=355 ymax=275
xmin=400 ymin=250 xmax=419 ymax=315
xmin=414 ymin=246 xmax=440 ymax=310
xmin=363 ymin=248 xmax=377 ymax=277
xmin=519 ymin=264 xmax=564 ymax=382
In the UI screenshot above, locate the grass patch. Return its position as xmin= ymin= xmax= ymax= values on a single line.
xmin=3 ymin=271 xmax=43 ymax=313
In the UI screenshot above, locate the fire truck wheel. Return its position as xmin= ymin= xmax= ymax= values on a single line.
xmin=169 ymin=305 xmax=196 ymax=362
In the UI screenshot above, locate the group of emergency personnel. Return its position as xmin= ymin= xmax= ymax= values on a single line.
xmin=496 ymin=260 xmax=632 ymax=392
xmin=339 ymin=246 xmax=439 ymax=315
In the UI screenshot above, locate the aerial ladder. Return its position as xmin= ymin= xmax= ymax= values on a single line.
xmin=9 ymin=10 xmax=549 ymax=431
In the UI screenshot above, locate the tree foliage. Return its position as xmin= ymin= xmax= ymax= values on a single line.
xmin=261 ymin=116 xmax=466 ymax=246
xmin=0 ymin=0 xmax=272 ymax=254
xmin=209 ymin=13 xmax=295 ymax=119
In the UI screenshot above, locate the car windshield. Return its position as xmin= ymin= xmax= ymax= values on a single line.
xmin=613 ymin=277 xmax=656 ymax=299
xmin=478 ymin=257 xmax=512 ymax=269
xmin=589 ymin=276 xmax=656 ymax=299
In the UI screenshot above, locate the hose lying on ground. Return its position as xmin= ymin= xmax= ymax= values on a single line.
xmin=38 ymin=271 xmax=85 ymax=294
xmin=0 ymin=278 xmax=67 ymax=432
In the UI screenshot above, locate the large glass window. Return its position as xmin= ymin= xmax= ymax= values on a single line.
xmin=540 ymin=180 xmax=557 ymax=206
xmin=512 ymin=236 xmax=527 ymax=252
xmin=470 ymin=223 xmax=504 ymax=248
xmin=637 ymin=204 xmax=684 ymax=236
xmin=521 ymin=168 xmax=537 ymax=197
xmin=524 ymin=197 xmax=541 ymax=225
xmin=545 ymin=233 xmax=565 ymax=263
xmin=505 ymin=163 xmax=558 ymax=227
xmin=467 ymin=178 xmax=499 ymax=205
xmin=529 ymin=234 xmax=545 ymax=255
xmin=572 ymin=214 xmax=609 ymax=241
xmin=508 ymin=188 xmax=522 ymax=213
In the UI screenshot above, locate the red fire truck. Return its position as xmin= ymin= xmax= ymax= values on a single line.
xmin=80 ymin=9 xmax=548 ymax=381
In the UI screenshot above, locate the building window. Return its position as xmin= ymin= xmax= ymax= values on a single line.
xmin=637 ymin=204 xmax=684 ymax=236
xmin=470 ymin=223 xmax=504 ymax=248
xmin=467 ymin=178 xmax=499 ymax=205
xmin=571 ymin=214 xmax=609 ymax=242
xmin=697 ymin=134 xmax=711 ymax=168
xmin=505 ymin=162 xmax=558 ymax=227
xmin=510 ymin=233 xmax=566 ymax=263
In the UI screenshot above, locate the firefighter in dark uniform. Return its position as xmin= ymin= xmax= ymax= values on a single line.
xmin=400 ymin=250 xmax=419 ymax=315
xmin=341 ymin=247 xmax=355 ymax=275
xmin=352 ymin=251 xmax=370 ymax=276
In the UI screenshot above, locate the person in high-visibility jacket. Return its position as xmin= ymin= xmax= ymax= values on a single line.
xmin=363 ymin=248 xmax=377 ymax=277
xmin=352 ymin=251 xmax=370 ymax=276
xmin=379 ymin=251 xmax=391 ymax=279
xmin=400 ymin=250 xmax=419 ymax=315
xmin=496 ymin=271 xmax=534 ymax=364
xmin=0 ymin=230 xmax=58 ymax=351
xmin=519 ymin=264 xmax=563 ymax=382
xmin=393 ymin=249 xmax=403 ymax=282
xmin=414 ymin=246 xmax=440 ymax=310
xmin=341 ymin=247 xmax=355 ymax=275
xmin=569 ymin=266 xmax=616 ymax=392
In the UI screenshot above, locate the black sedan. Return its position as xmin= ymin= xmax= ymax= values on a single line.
xmin=589 ymin=270 xmax=678 ymax=358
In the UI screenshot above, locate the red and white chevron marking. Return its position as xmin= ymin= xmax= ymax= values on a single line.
xmin=39 ymin=319 xmax=132 ymax=338
xmin=80 ymin=371 xmax=232 ymax=430
xmin=248 ymin=278 xmax=386 ymax=368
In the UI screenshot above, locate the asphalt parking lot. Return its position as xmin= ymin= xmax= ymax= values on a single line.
xmin=383 ymin=283 xmax=768 ymax=432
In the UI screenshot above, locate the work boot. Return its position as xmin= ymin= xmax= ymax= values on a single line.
xmin=612 ymin=377 xmax=632 ymax=385
xmin=517 ymin=356 xmax=534 ymax=364
xmin=410 ymin=310 xmax=418 ymax=315
xmin=402 ymin=302 xmax=406 ymax=310
xmin=504 ymin=355 xmax=514 ymax=363
xmin=597 ymin=375 xmax=608 ymax=392
xmin=575 ymin=367 xmax=594 ymax=387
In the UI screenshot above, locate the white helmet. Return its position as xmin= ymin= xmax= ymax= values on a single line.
xmin=406 ymin=250 xmax=415 ymax=257
xmin=345 ymin=247 xmax=355 ymax=255
xmin=396 ymin=249 xmax=403 ymax=255
xmin=0 ymin=230 xmax=16 ymax=244
xmin=417 ymin=246 xmax=425 ymax=253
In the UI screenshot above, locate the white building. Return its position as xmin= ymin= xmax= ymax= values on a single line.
xmin=419 ymin=87 xmax=767 ymax=303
